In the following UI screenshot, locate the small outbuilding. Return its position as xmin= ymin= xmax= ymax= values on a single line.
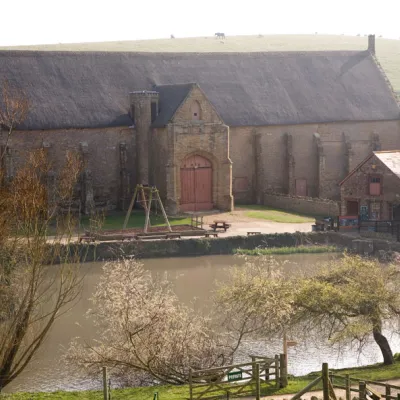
xmin=339 ymin=151 xmax=400 ymax=221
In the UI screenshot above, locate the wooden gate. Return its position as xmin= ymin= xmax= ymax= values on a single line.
xmin=180 ymin=155 xmax=213 ymax=212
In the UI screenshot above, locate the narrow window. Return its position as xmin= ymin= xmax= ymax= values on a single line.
xmin=190 ymin=101 xmax=201 ymax=120
xmin=130 ymin=105 xmax=135 ymax=124
xmin=369 ymin=176 xmax=381 ymax=196
xmin=151 ymin=101 xmax=158 ymax=123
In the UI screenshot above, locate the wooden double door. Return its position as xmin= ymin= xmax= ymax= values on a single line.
xmin=180 ymin=155 xmax=213 ymax=212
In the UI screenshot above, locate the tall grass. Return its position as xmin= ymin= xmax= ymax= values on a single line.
xmin=234 ymin=245 xmax=339 ymax=255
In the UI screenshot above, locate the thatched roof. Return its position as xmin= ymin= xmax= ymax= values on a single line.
xmin=0 ymin=50 xmax=399 ymax=130
xmin=152 ymin=83 xmax=195 ymax=128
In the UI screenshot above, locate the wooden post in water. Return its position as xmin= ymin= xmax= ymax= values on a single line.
xmin=275 ymin=354 xmax=280 ymax=388
xmin=359 ymin=381 xmax=366 ymax=400
xmin=345 ymin=374 xmax=351 ymax=400
xmin=279 ymin=353 xmax=288 ymax=388
xmin=322 ymin=363 xmax=329 ymax=400
xmin=255 ymin=363 xmax=261 ymax=400
xmin=102 ymin=366 xmax=108 ymax=400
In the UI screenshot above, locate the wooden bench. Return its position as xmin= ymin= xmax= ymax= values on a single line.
xmin=165 ymin=233 xmax=181 ymax=239
xmin=247 ymin=232 xmax=261 ymax=236
xmin=209 ymin=220 xmax=231 ymax=232
xmin=204 ymin=232 xmax=218 ymax=238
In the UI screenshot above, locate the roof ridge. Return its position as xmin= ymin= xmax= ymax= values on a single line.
xmin=0 ymin=49 xmax=367 ymax=57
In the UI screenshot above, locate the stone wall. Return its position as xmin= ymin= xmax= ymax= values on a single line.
xmin=340 ymin=153 xmax=400 ymax=219
xmin=161 ymin=86 xmax=233 ymax=214
xmin=6 ymin=127 xmax=135 ymax=212
xmin=229 ymin=120 xmax=400 ymax=204
xmin=59 ymin=231 xmax=400 ymax=263
xmin=264 ymin=193 xmax=340 ymax=217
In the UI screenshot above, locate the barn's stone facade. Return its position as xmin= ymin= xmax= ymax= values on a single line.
xmin=340 ymin=151 xmax=400 ymax=220
xmin=1 ymin=35 xmax=400 ymax=215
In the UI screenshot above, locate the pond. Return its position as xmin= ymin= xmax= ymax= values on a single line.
xmin=5 ymin=253 xmax=399 ymax=393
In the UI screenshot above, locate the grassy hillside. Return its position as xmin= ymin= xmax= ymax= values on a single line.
xmin=2 ymin=34 xmax=400 ymax=91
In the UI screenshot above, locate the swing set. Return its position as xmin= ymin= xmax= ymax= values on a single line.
xmin=123 ymin=184 xmax=172 ymax=233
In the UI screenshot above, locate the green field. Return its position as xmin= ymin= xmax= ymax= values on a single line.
xmin=238 ymin=205 xmax=315 ymax=223
xmin=2 ymin=34 xmax=400 ymax=91
xmin=80 ymin=210 xmax=191 ymax=232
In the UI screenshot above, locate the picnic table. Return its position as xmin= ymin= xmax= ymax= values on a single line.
xmin=209 ymin=220 xmax=231 ymax=232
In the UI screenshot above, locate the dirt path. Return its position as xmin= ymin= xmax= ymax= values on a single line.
xmin=238 ymin=379 xmax=400 ymax=400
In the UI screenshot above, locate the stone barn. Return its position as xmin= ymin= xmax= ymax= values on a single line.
xmin=0 ymin=35 xmax=399 ymax=214
xmin=340 ymin=151 xmax=400 ymax=221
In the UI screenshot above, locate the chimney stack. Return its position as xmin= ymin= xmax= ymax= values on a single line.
xmin=368 ymin=34 xmax=375 ymax=55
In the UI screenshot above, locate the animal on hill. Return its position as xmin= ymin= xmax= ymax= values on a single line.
xmin=215 ymin=32 xmax=226 ymax=39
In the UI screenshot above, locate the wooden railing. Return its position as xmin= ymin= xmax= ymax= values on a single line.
xmin=189 ymin=353 xmax=287 ymax=400
xmin=292 ymin=363 xmax=400 ymax=400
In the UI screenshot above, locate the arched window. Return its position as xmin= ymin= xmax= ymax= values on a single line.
xmin=190 ymin=101 xmax=201 ymax=120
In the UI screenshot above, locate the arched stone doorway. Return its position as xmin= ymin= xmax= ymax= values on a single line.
xmin=180 ymin=154 xmax=213 ymax=212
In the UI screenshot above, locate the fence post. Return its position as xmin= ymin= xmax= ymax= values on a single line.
xmin=385 ymin=385 xmax=391 ymax=400
xmin=359 ymin=381 xmax=366 ymax=400
xmin=322 ymin=363 xmax=329 ymax=400
xmin=345 ymin=374 xmax=351 ymax=400
xmin=255 ymin=363 xmax=261 ymax=400
xmin=251 ymin=356 xmax=256 ymax=378
xmin=265 ymin=362 xmax=270 ymax=381
xmin=279 ymin=353 xmax=288 ymax=388
xmin=275 ymin=354 xmax=280 ymax=388
xmin=189 ymin=368 xmax=193 ymax=400
xmin=397 ymin=225 xmax=400 ymax=242
xmin=102 ymin=366 xmax=108 ymax=400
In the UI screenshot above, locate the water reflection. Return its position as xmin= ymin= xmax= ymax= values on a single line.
xmin=5 ymin=253 xmax=398 ymax=393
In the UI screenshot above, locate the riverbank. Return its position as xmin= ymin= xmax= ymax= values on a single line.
xmin=4 ymin=361 xmax=400 ymax=399
xmin=234 ymin=245 xmax=339 ymax=255
xmin=59 ymin=231 xmax=400 ymax=263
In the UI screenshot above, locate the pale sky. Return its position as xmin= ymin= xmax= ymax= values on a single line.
xmin=1 ymin=0 xmax=400 ymax=46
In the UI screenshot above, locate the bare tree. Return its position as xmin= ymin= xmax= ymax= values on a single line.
xmin=0 ymin=149 xmax=84 ymax=392
xmin=0 ymin=80 xmax=29 ymax=162
xmin=67 ymin=258 xmax=231 ymax=385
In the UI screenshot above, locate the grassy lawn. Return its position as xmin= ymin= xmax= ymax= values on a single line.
xmin=5 ymin=361 xmax=400 ymax=399
xmin=79 ymin=210 xmax=191 ymax=232
xmin=3 ymin=35 xmax=399 ymax=91
xmin=235 ymin=245 xmax=339 ymax=255
xmin=238 ymin=205 xmax=315 ymax=223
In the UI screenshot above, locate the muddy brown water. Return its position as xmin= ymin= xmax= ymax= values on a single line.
xmin=5 ymin=253 xmax=400 ymax=393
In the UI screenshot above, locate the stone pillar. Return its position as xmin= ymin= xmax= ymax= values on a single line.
xmin=343 ymin=133 xmax=353 ymax=176
xmin=284 ymin=133 xmax=295 ymax=195
xmin=368 ymin=34 xmax=375 ymax=55
xmin=119 ymin=142 xmax=131 ymax=211
xmin=314 ymin=133 xmax=325 ymax=198
xmin=252 ymin=130 xmax=263 ymax=204
xmin=165 ymin=125 xmax=178 ymax=214
xmin=129 ymin=90 xmax=159 ymax=186
xmin=371 ymin=132 xmax=381 ymax=151
xmin=80 ymin=142 xmax=95 ymax=215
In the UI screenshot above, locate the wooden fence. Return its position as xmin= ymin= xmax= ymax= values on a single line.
xmin=358 ymin=220 xmax=400 ymax=241
xmin=292 ymin=363 xmax=400 ymax=400
xmin=189 ymin=354 xmax=287 ymax=400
